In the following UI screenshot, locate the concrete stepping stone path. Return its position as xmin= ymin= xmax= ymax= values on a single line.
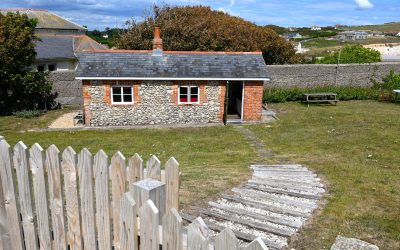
xmin=183 ymin=164 xmax=325 ymax=249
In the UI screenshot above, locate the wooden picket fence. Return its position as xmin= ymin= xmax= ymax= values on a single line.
xmin=0 ymin=137 xmax=268 ymax=250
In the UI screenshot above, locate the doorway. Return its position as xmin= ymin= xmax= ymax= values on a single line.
xmin=227 ymin=81 xmax=244 ymax=121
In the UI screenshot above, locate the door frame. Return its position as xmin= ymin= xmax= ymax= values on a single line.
xmin=224 ymin=81 xmax=245 ymax=124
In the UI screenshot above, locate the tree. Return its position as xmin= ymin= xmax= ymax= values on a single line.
xmin=0 ymin=12 xmax=55 ymax=115
xmin=317 ymin=44 xmax=381 ymax=64
xmin=116 ymin=5 xmax=304 ymax=65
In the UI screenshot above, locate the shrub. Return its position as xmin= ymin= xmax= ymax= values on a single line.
xmin=317 ymin=44 xmax=381 ymax=64
xmin=263 ymin=86 xmax=380 ymax=103
xmin=371 ymin=69 xmax=400 ymax=101
xmin=13 ymin=110 xmax=43 ymax=118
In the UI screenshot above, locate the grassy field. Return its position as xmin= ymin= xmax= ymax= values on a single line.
xmin=350 ymin=22 xmax=400 ymax=33
xmin=302 ymin=38 xmax=349 ymax=48
xmin=1 ymin=101 xmax=399 ymax=249
xmin=0 ymin=110 xmax=255 ymax=206
xmin=248 ymin=101 xmax=400 ymax=249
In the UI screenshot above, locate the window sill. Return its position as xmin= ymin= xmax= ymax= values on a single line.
xmin=177 ymin=103 xmax=201 ymax=106
xmin=110 ymin=103 xmax=135 ymax=106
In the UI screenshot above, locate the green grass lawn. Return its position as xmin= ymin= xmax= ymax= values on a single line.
xmin=302 ymin=38 xmax=350 ymax=49
xmin=1 ymin=101 xmax=399 ymax=249
xmin=248 ymin=101 xmax=400 ymax=249
xmin=0 ymin=110 xmax=255 ymax=206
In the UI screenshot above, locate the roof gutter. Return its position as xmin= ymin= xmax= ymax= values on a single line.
xmin=76 ymin=77 xmax=271 ymax=81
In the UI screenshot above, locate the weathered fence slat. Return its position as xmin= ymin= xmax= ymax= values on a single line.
xmin=62 ymin=146 xmax=82 ymax=249
xmin=94 ymin=150 xmax=112 ymax=250
xmin=110 ymin=151 xmax=127 ymax=248
xmin=165 ymin=157 xmax=179 ymax=212
xmin=0 ymin=140 xmax=24 ymax=250
xmin=162 ymin=208 xmax=183 ymax=250
xmin=46 ymin=144 xmax=67 ymax=250
xmin=187 ymin=217 xmax=209 ymax=250
xmin=127 ymin=153 xmax=143 ymax=184
xmin=30 ymin=143 xmax=52 ymax=250
xmin=0 ymin=136 xmax=6 ymax=250
xmin=78 ymin=148 xmax=96 ymax=250
xmin=215 ymin=228 xmax=239 ymax=250
xmin=139 ymin=200 xmax=159 ymax=250
xmin=146 ymin=155 xmax=161 ymax=181
xmin=243 ymin=238 xmax=269 ymax=250
xmin=120 ymin=193 xmax=138 ymax=250
xmin=14 ymin=142 xmax=38 ymax=250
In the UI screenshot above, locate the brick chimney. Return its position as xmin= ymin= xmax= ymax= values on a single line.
xmin=153 ymin=27 xmax=163 ymax=55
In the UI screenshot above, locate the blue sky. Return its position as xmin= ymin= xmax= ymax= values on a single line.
xmin=1 ymin=0 xmax=399 ymax=30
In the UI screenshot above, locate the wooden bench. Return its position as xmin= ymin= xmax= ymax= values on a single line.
xmin=302 ymin=93 xmax=338 ymax=107
xmin=394 ymin=89 xmax=400 ymax=101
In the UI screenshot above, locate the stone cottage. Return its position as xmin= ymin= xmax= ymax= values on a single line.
xmin=76 ymin=28 xmax=270 ymax=126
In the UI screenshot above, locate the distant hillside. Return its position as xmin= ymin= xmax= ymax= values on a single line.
xmin=349 ymin=22 xmax=400 ymax=33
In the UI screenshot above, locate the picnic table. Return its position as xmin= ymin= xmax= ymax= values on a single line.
xmin=394 ymin=89 xmax=400 ymax=101
xmin=302 ymin=93 xmax=338 ymax=107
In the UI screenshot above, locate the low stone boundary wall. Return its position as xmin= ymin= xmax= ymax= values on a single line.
xmin=267 ymin=62 xmax=400 ymax=89
xmin=49 ymin=71 xmax=82 ymax=106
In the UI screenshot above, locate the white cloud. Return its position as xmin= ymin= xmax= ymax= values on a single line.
xmin=355 ymin=0 xmax=374 ymax=10
xmin=229 ymin=0 xmax=235 ymax=7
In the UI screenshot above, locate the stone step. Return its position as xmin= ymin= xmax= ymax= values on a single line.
xmin=245 ymin=184 xmax=323 ymax=200
xmin=233 ymin=188 xmax=317 ymax=211
xmin=221 ymin=195 xmax=310 ymax=218
xmin=208 ymin=201 xmax=303 ymax=228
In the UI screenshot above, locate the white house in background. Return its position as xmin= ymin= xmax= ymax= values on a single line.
xmin=288 ymin=27 xmax=298 ymax=32
xmin=311 ymin=25 xmax=322 ymax=31
xmin=0 ymin=8 xmax=107 ymax=72
xmin=337 ymin=31 xmax=369 ymax=41
xmin=102 ymin=34 xmax=109 ymax=38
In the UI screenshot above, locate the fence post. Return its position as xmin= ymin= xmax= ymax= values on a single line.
xmin=139 ymin=200 xmax=159 ymax=250
xmin=215 ymin=228 xmax=239 ymax=250
xmin=131 ymin=179 xmax=166 ymax=221
xmin=30 ymin=143 xmax=52 ymax=250
xmin=244 ymin=238 xmax=269 ymax=250
xmin=120 ymin=192 xmax=138 ymax=250
xmin=0 ymin=140 xmax=23 ymax=250
xmin=14 ymin=142 xmax=38 ymax=250
xmin=165 ymin=157 xmax=179 ymax=212
xmin=162 ymin=208 xmax=183 ymax=250
xmin=146 ymin=155 xmax=161 ymax=181
xmin=187 ymin=217 xmax=209 ymax=250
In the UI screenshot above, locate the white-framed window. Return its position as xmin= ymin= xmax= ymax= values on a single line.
xmin=178 ymin=85 xmax=199 ymax=104
xmin=111 ymin=85 xmax=134 ymax=104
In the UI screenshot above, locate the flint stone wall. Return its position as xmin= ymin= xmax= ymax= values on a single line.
xmin=87 ymin=81 xmax=222 ymax=126
xmin=49 ymin=71 xmax=83 ymax=106
xmin=267 ymin=62 xmax=400 ymax=89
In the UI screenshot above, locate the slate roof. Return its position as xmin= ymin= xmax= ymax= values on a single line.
xmin=35 ymin=35 xmax=108 ymax=61
xmin=76 ymin=51 xmax=270 ymax=80
xmin=0 ymin=9 xmax=86 ymax=31
xmin=35 ymin=36 xmax=75 ymax=60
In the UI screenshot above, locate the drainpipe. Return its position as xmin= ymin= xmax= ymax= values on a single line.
xmin=223 ymin=81 xmax=230 ymax=125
